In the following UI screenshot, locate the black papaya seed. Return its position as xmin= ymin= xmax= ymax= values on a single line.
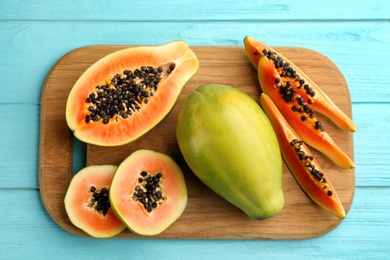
xmin=85 ymin=65 xmax=165 ymax=124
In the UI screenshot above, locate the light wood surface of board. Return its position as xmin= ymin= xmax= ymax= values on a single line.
xmin=39 ymin=45 xmax=355 ymax=240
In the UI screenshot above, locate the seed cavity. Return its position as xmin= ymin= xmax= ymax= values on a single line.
xmin=290 ymin=138 xmax=332 ymax=196
xmin=261 ymin=49 xmax=325 ymax=132
xmin=85 ymin=63 xmax=176 ymax=124
xmin=263 ymin=49 xmax=316 ymax=96
xmin=88 ymin=186 xmax=111 ymax=216
xmin=132 ymin=171 xmax=165 ymax=213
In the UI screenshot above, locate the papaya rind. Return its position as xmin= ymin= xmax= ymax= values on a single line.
xmin=64 ymin=165 xmax=126 ymax=238
xmin=66 ymin=40 xmax=199 ymax=147
xmin=258 ymin=55 xmax=355 ymax=169
xmin=176 ymin=84 xmax=284 ymax=220
xmin=244 ymin=35 xmax=357 ymax=132
xmin=260 ymin=93 xmax=346 ymax=218
xmin=109 ymin=149 xmax=188 ymax=236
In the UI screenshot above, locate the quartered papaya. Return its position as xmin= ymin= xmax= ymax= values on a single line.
xmin=176 ymin=84 xmax=284 ymax=220
xmin=244 ymin=36 xmax=357 ymax=132
xmin=258 ymin=55 xmax=355 ymax=169
xmin=66 ymin=40 xmax=199 ymax=146
xmin=260 ymin=93 xmax=345 ymax=218
xmin=64 ymin=165 xmax=126 ymax=238
xmin=109 ymin=149 xmax=188 ymax=236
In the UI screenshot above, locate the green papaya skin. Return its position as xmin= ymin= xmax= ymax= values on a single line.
xmin=176 ymin=84 xmax=284 ymax=220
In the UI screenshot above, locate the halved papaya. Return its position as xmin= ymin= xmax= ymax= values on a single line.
xmin=244 ymin=36 xmax=357 ymax=132
xmin=109 ymin=149 xmax=188 ymax=236
xmin=260 ymin=93 xmax=345 ymax=218
xmin=64 ymin=165 xmax=126 ymax=238
xmin=66 ymin=40 xmax=199 ymax=146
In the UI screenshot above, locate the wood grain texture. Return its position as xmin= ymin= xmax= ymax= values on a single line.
xmin=2 ymin=22 xmax=390 ymax=104
xmin=2 ymin=22 xmax=388 ymax=189
xmin=2 ymin=103 xmax=385 ymax=189
xmin=2 ymin=0 xmax=390 ymax=258
xmin=39 ymin=45 xmax=355 ymax=239
xmin=2 ymin=0 xmax=389 ymax=21
xmin=1 ymin=188 xmax=390 ymax=258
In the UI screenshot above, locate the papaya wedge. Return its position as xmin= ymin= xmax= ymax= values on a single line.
xmin=260 ymin=93 xmax=346 ymax=218
xmin=258 ymin=55 xmax=355 ymax=169
xmin=244 ymin=36 xmax=357 ymax=132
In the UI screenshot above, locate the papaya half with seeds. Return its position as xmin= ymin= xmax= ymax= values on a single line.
xmin=66 ymin=40 xmax=199 ymax=146
xmin=176 ymin=84 xmax=284 ymax=220
xmin=244 ymin=36 xmax=357 ymax=132
xmin=260 ymin=93 xmax=345 ymax=218
xmin=109 ymin=149 xmax=188 ymax=236
xmin=64 ymin=165 xmax=126 ymax=238
xmin=258 ymin=55 xmax=355 ymax=170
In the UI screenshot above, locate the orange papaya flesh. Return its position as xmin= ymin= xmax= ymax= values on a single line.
xmin=244 ymin=36 xmax=357 ymax=132
xmin=260 ymin=93 xmax=346 ymax=218
xmin=66 ymin=40 xmax=199 ymax=146
xmin=258 ymin=55 xmax=355 ymax=169
xmin=64 ymin=165 xmax=126 ymax=238
xmin=110 ymin=149 xmax=188 ymax=236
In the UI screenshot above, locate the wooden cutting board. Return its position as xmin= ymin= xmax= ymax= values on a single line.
xmin=39 ymin=45 xmax=355 ymax=239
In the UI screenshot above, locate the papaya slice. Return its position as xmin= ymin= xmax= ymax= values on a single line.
xmin=109 ymin=149 xmax=188 ymax=236
xmin=64 ymin=165 xmax=126 ymax=238
xmin=66 ymin=40 xmax=199 ymax=146
xmin=260 ymin=93 xmax=345 ymax=218
xmin=258 ymin=55 xmax=355 ymax=169
xmin=244 ymin=36 xmax=357 ymax=132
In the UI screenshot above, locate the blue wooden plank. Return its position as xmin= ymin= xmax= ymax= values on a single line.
xmin=0 ymin=103 xmax=39 ymax=188
xmin=1 ymin=22 xmax=389 ymax=105
xmin=1 ymin=0 xmax=389 ymax=258
xmin=1 ymin=0 xmax=389 ymax=21
xmin=0 ymin=188 xmax=388 ymax=259
xmin=0 ymin=103 xmax=388 ymax=189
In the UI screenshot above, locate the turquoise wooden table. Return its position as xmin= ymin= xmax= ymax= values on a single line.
xmin=1 ymin=1 xmax=389 ymax=258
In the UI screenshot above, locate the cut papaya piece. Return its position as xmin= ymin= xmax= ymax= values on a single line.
xmin=109 ymin=149 xmax=188 ymax=236
xmin=64 ymin=165 xmax=126 ymax=238
xmin=244 ymin=36 xmax=357 ymax=132
xmin=260 ymin=93 xmax=346 ymax=218
xmin=258 ymin=55 xmax=355 ymax=169
xmin=66 ymin=40 xmax=199 ymax=146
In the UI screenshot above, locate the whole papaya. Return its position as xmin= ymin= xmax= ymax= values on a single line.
xmin=176 ymin=84 xmax=284 ymax=220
